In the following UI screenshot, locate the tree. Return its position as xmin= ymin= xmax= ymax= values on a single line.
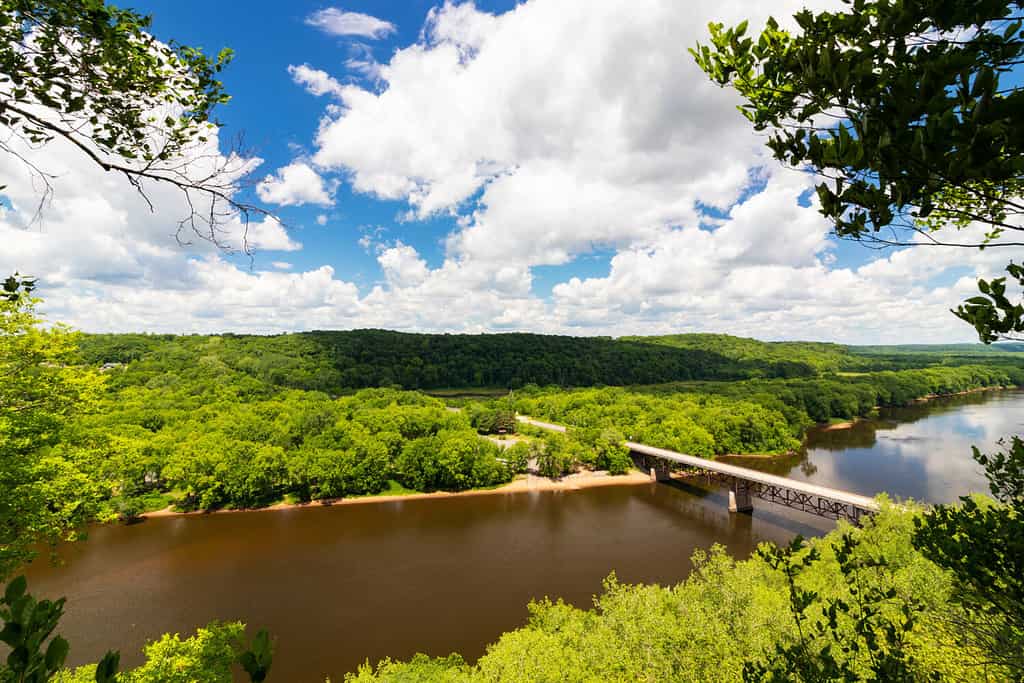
xmin=2 ymin=575 xmax=274 ymax=682
xmin=744 ymin=535 xmax=929 ymax=682
xmin=692 ymin=0 xmax=1024 ymax=342
xmin=0 ymin=279 xmax=103 ymax=578
xmin=912 ymin=436 xmax=1024 ymax=678
xmin=0 ymin=0 xmax=267 ymax=246
xmin=694 ymin=4 xmax=1024 ymax=678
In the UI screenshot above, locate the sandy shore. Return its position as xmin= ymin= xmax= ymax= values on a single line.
xmin=142 ymin=469 xmax=655 ymax=519
xmin=820 ymin=420 xmax=860 ymax=431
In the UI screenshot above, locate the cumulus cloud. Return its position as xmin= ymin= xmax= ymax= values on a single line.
xmin=305 ymin=8 xmax=396 ymax=39
xmin=240 ymin=216 xmax=302 ymax=252
xmin=287 ymin=64 xmax=347 ymax=99
xmin=310 ymin=0 xmax=838 ymax=264
xmin=256 ymin=161 xmax=335 ymax=207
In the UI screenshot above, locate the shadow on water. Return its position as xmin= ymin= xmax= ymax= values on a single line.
xmin=652 ymin=478 xmax=834 ymax=539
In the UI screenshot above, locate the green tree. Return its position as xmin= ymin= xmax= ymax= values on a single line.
xmin=692 ymin=0 xmax=1024 ymax=342
xmin=50 ymin=617 xmax=273 ymax=683
xmin=535 ymin=433 xmax=582 ymax=479
xmin=744 ymin=535 xmax=930 ymax=682
xmin=693 ymin=4 xmax=1024 ymax=676
xmin=0 ymin=281 xmax=103 ymax=578
xmin=913 ymin=436 xmax=1024 ymax=678
xmin=502 ymin=441 xmax=532 ymax=474
xmin=0 ymin=0 xmax=266 ymax=242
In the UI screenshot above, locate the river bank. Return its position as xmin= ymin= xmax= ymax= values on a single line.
xmin=141 ymin=385 xmax=1018 ymax=520
xmin=909 ymin=384 xmax=1015 ymax=402
xmin=814 ymin=384 xmax=1016 ymax=432
xmin=142 ymin=468 xmax=654 ymax=519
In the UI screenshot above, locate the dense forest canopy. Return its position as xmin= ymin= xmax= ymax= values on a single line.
xmin=76 ymin=330 xmax=1024 ymax=394
xmin=0 ymin=301 xmax=1016 ymax=681
xmin=27 ymin=326 xmax=1018 ymax=523
xmin=621 ymin=334 xmax=858 ymax=374
xmin=5 ymin=297 xmax=1023 ymax=681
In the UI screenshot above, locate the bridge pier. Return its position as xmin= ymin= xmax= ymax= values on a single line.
xmin=729 ymin=478 xmax=753 ymax=513
xmin=649 ymin=457 xmax=672 ymax=482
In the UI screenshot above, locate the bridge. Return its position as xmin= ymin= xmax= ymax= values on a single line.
xmin=516 ymin=416 xmax=879 ymax=524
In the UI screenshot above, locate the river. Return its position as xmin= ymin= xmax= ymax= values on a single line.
xmin=725 ymin=388 xmax=1024 ymax=503
xmin=23 ymin=389 xmax=1023 ymax=680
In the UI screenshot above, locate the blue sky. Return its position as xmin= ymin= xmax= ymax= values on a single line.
xmin=0 ymin=0 xmax=1009 ymax=342
xmin=134 ymin=0 xmax=523 ymax=292
xmin=133 ymin=0 xmax=875 ymax=291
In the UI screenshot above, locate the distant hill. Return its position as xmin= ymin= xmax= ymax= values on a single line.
xmin=620 ymin=333 xmax=856 ymax=374
xmin=76 ymin=330 xmax=1024 ymax=393
xmin=78 ymin=330 xmax=832 ymax=393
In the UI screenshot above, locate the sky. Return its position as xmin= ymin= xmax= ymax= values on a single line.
xmin=0 ymin=0 xmax=1013 ymax=343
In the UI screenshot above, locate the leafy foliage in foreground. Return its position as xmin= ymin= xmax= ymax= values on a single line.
xmin=0 ymin=286 xmax=104 ymax=578
xmin=0 ymin=0 xmax=266 ymax=243
xmin=1 ymin=575 xmax=271 ymax=683
xmin=50 ymin=620 xmax=270 ymax=683
xmin=692 ymin=0 xmax=1024 ymax=342
xmin=913 ymin=436 xmax=1024 ymax=677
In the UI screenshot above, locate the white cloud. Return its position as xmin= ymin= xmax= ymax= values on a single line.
xmin=256 ymin=161 xmax=335 ymax=207
xmin=288 ymin=64 xmax=346 ymax=99
xmin=316 ymin=214 xmax=329 ymax=226
xmin=310 ymin=0 xmax=837 ymax=265
xmin=305 ymin=8 xmax=397 ymax=39
xmin=272 ymin=261 xmax=293 ymax=270
xmin=240 ymin=216 xmax=302 ymax=252
xmin=377 ymin=242 xmax=429 ymax=288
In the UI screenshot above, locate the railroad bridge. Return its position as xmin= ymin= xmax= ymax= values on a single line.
xmin=517 ymin=416 xmax=879 ymax=524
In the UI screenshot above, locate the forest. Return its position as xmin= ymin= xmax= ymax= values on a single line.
xmin=6 ymin=275 xmax=1024 ymax=683
xmin=19 ymin=323 xmax=1020 ymax=524
xmin=76 ymin=329 xmax=1024 ymax=394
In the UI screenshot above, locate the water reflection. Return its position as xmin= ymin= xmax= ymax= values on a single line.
xmin=724 ymin=389 xmax=1024 ymax=503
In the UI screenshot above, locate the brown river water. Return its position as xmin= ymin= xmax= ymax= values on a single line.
xmin=23 ymin=389 xmax=1024 ymax=680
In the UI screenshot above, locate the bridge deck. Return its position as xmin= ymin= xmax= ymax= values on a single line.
xmin=517 ymin=416 xmax=879 ymax=513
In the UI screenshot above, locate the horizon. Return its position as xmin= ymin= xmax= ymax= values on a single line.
xmin=73 ymin=326 xmax=1024 ymax=350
